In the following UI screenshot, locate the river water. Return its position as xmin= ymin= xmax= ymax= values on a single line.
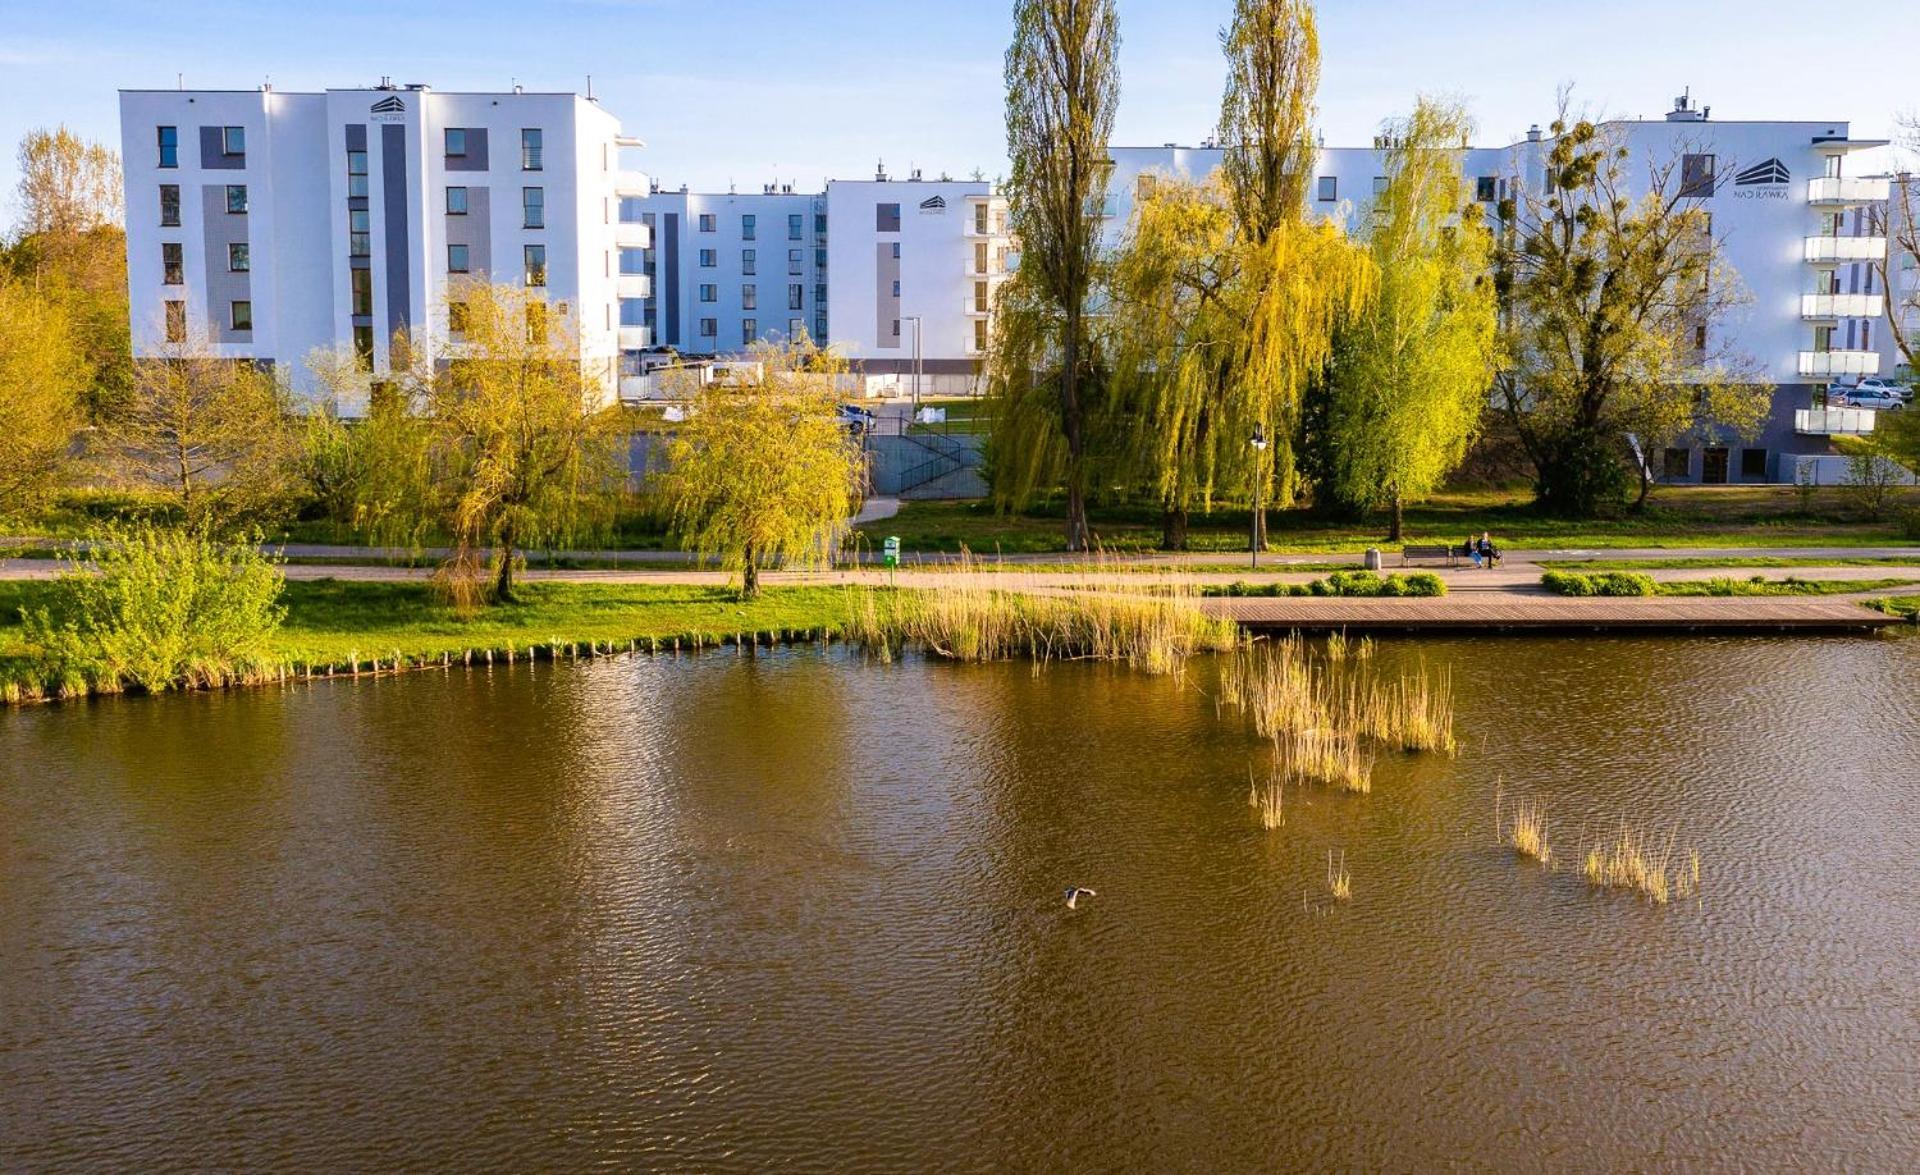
xmin=3 ymin=637 xmax=1918 ymax=1168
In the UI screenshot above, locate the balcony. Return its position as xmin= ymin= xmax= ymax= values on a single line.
xmin=1795 ymin=407 xmax=1876 ymax=435
xmin=617 ymin=325 xmax=652 ymax=351
xmin=617 ymin=273 xmax=651 ymax=300
xmin=615 ymin=221 xmax=652 ymax=249
xmin=965 ymin=257 xmax=1007 ymax=278
xmin=963 ymin=295 xmax=992 ymax=316
xmin=1804 ymin=236 xmax=1887 ymax=263
xmin=1801 ymin=293 xmax=1885 ymax=320
xmin=1807 ymin=176 xmax=1890 ymax=206
xmin=614 ymin=170 xmax=651 ymax=197
xmin=1798 ymin=349 xmax=1882 ymax=377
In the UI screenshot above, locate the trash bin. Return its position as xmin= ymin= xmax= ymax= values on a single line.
xmin=1363 ymin=547 xmax=1383 ymax=571
xmin=883 ymin=536 xmax=901 ymax=569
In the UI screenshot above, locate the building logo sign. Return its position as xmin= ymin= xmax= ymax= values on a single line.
xmin=1731 ymin=157 xmax=1790 ymax=200
xmin=369 ymin=95 xmax=407 ymax=123
xmin=918 ymin=195 xmax=947 ymax=214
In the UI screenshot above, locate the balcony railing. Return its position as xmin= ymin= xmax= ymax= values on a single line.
xmin=1807 ymin=176 xmax=1891 ymax=206
xmin=617 ymin=273 xmax=651 ymax=300
xmin=614 ymin=170 xmax=651 ymax=196
xmin=617 ymin=325 xmax=653 ymax=351
xmin=965 ymin=257 xmax=1008 ymax=277
xmin=1795 ymin=407 xmax=1876 ymax=435
xmin=615 ymin=221 xmax=652 ymax=249
xmin=1801 ymin=293 xmax=1885 ymax=320
xmin=1798 ymin=349 xmax=1882 ymax=377
xmin=1805 ymin=236 xmax=1887 ymax=263
xmin=963 ymin=296 xmax=991 ymax=316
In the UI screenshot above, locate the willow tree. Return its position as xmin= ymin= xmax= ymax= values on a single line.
xmin=991 ymin=0 xmax=1120 ymax=551
xmin=1217 ymin=0 xmax=1374 ymax=543
xmin=1322 ymin=99 xmax=1497 ymax=540
xmin=1496 ymin=113 xmax=1766 ymax=515
xmin=1106 ymin=175 xmax=1238 ymax=548
xmin=658 ymin=335 xmax=864 ymax=598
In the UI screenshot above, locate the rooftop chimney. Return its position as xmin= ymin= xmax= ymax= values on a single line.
xmin=1526 ymin=124 xmax=1542 ymax=142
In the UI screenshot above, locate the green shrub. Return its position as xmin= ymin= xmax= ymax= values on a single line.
xmin=22 ymin=526 xmax=287 ymax=695
xmin=1540 ymin=570 xmax=1653 ymax=597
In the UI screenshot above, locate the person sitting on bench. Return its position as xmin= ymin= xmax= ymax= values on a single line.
xmin=1466 ymin=536 xmax=1482 ymax=568
xmin=1477 ymin=532 xmax=1498 ymax=568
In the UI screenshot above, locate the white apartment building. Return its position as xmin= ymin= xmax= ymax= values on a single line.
xmin=120 ymin=82 xmax=651 ymax=403
xmin=1105 ymin=96 xmax=1896 ymax=483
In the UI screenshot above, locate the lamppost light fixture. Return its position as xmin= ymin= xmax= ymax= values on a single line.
xmin=1250 ymin=425 xmax=1268 ymax=451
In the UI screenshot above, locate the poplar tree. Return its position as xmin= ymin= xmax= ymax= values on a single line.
xmin=0 ymin=276 xmax=86 ymax=517
xmin=1323 ymin=99 xmax=1497 ymax=540
xmin=991 ymin=0 xmax=1120 ymax=551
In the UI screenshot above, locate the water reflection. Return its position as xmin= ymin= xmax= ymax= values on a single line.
xmin=2 ymin=636 xmax=1917 ymax=1167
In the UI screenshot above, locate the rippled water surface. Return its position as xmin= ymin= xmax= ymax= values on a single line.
xmin=4 ymin=637 xmax=1919 ymax=1168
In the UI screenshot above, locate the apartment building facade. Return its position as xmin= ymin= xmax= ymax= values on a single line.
xmin=120 ymin=83 xmax=651 ymax=403
xmin=1105 ymin=99 xmax=1896 ymax=483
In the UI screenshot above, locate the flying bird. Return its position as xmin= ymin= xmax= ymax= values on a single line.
xmin=1063 ymin=886 xmax=1097 ymax=909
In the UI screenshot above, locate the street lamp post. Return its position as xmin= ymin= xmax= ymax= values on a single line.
xmin=1249 ymin=425 xmax=1268 ymax=570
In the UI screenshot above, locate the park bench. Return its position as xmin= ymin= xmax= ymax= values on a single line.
xmin=1401 ymin=544 xmax=1459 ymax=568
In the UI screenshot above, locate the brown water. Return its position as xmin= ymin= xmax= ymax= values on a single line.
xmin=3 ymin=637 xmax=1918 ymax=1169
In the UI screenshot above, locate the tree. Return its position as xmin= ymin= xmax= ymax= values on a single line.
xmin=1322 ymin=99 xmax=1497 ymax=540
xmin=991 ymin=0 xmax=1121 ymax=551
xmin=0 ymin=276 xmax=86 ymax=518
xmin=1495 ymin=109 xmax=1768 ymax=516
xmin=407 ymin=282 xmax=628 ymax=604
xmin=657 ymin=336 xmax=864 ymax=598
xmin=1217 ymin=0 xmax=1375 ymax=542
xmin=96 ymin=327 xmax=300 ymax=531
xmin=5 ymin=128 xmax=130 ymax=421
xmin=1869 ymin=115 xmax=1918 ymax=375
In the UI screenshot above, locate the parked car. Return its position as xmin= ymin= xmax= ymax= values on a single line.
xmin=1839 ymin=388 xmax=1908 ymax=411
xmin=1849 ymin=377 xmax=1913 ymax=403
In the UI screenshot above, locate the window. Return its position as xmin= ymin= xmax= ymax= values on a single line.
xmin=1662 ymin=448 xmax=1691 ymax=479
xmin=974 ymin=318 xmax=988 ymax=352
xmin=161 ymin=242 xmax=183 ymax=285
xmin=742 ymin=249 xmax=756 ymax=275
xmin=741 ymin=213 xmax=756 ymax=240
xmin=222 ymin=126 xmax=245 ymax=158
xmin=698 ymin=248 xmax=716 ymax=268
xmin=157 ymin=125 xmax=178 ymax=168
xmin=814 ymin=283 xmax=827 ymax=304
xmin=975 ymin=204 xmax=990 ymax=233
xmin=877 ymin=203 xmax=901 ymax=232
xmin=699 ymin=284 xmax=716 ymax=303
xmin=741 ymin=284 xmax=756 ymax=310
xmin=1372 ymin=176 xmax=1389 ymax=196
xmin=788 ymin=213 xmax=803 ymax=240
xmin=351 ymin=268 xmax=372 ymax=316
xmin=741 ymin=318 xmax=756 ymax=346
xmin=1740 ymin=448 xmax=1768 ymax=480
xmin=698 ymin=212 xmax=716 ymax=232
xmin=618 ymin=247 xmax=646 ymax=275
xmin=523 ymin=187 xmax=544 ymax=229
xmin=446 ymin=186 xmax=468 ymax=215
xmin=891 ymin=279 xmax=901 ymax=297
xmin=1476 ymin=176 xmax=1497 ymax=202
xmin=789 ymin=283 xmax=804 ymax=310
xmin=699 ymin=317 xmax=716 ymax=338
xmin=352 ymin=324 xmax=374 ymax=369
xmin=1316 ymin=175 xmax=1336 ymax=201
xmin=226 ymin=185 xmax=248 ymax=214
xmin=520 ymin=128 xmax=543 ymax=171
xmin=448 ymin=300 xmax=470 ymax=333
xmin=349 ymin=209 xmax=370 ymax=258
xmin=524 ymin=244 xmax=547 ymax=286
xmin=448 ymin=243 xmax=470 ymax=273
xmin=815 ymin=247 xmax=827 ymax=268
xmin=164 ymin=300 xmax=186 ymax=342
xmin=1694 ymin=324 xmax=1708 ymax=350
xmin=814 ymin=315 xmax=828 ymax=340
xmin=445 ymin=128 xmax=468 ymax=158
xmin=1680 ymin=153 xmax=1715 ymax=198
xmin=789 ymin=248 xmax=803 ymax=275
xmin=347 ymin=149 xmax=369 ymax=198
xmin=159 ymin=184 xmax=180 ymax=227
xmin=890 ymin=242 xmax=901 ymax=260
xmin=230 ymin=300 xmax=252 ymax=331
xmin=619 ymin=298 xmax=645 ymax=328
xmin=228 ymin=242 xmax=249 ymax=272
xmin=789 ymin=317 xmax=805 ymax=339
xmin=891 ymin=318 xmax=900 ymax=338
xmin=619 ymin=196 xmax=646 ymax=223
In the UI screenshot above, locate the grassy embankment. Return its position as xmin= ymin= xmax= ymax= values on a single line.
xmin=1540 ymin=569 xmax=1919 ymax=598
xmin=855 ymin=486 xmax=1920 ymax=555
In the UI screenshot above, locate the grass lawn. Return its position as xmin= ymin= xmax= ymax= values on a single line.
xmin=859 ymin=486 xmax=1920 ymax=556
xmin=1548 ymin=555 xmax=1920 ymax=571
xmin=1868 ymin=596 xmax=1920 ymax=619
xmin=1652 ymin=577 xmax=1919 ymax=598
xmin=0 ymin=579 xmax=879 ymax=683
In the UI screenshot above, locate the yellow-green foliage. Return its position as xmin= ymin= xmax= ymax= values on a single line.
xmin=659 ymin=334 xmax=864 ymax=597
xmin=1249 ymin=765 xmax=1285 ymax=830
xmin=0 ymin=276 xmax=86 ymax=517
xmin=1582 ymin=823 xmax=1701 ymax=904
xmin=20 ymin=525 xmax=286 ymax=696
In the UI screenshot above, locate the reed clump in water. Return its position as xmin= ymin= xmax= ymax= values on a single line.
xmin=1326 ymin=850 xmax=1352 ymax=900
xmin=1502 ymin=793 xmax=1552 ymax=866
xmin=1582 ymin=824 xmax=1700 ymax=904
xmin=1248 ymin=765 xmax=1285 ymax=830
xmin=1279 ymin=725 xmax=1372 ymax=794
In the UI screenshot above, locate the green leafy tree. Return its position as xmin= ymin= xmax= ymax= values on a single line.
xmin=658 ymin=336 xmax=864 ymax=598
xmin=0 ymin=275 xmax=86 ymax=519
xmin=990 ymin=0 xmax=1121 ymax=551
xmin=1322 ymin=98 xmax=1497 ymax=540
xmin=1495 ymin=108 xmax=1767 ymax=516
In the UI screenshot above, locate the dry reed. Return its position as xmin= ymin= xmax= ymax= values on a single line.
xmin=1326 ymin=850 xmax=1352 ymax=900
xmin=1581 ymin=823 xmax=1701 ymax=904
xmin=1248 ymin=764 xmax=1285 ymax=830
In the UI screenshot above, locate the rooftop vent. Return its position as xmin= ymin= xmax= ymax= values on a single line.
xmin=1526 ymin=124 xmax=1542 ymax=142
xmin=1666 ymin=89 xmax=1708 ymax=122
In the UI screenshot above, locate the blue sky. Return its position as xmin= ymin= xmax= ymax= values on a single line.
xmin=2 ymin=0 xmax=1915 ymax=221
